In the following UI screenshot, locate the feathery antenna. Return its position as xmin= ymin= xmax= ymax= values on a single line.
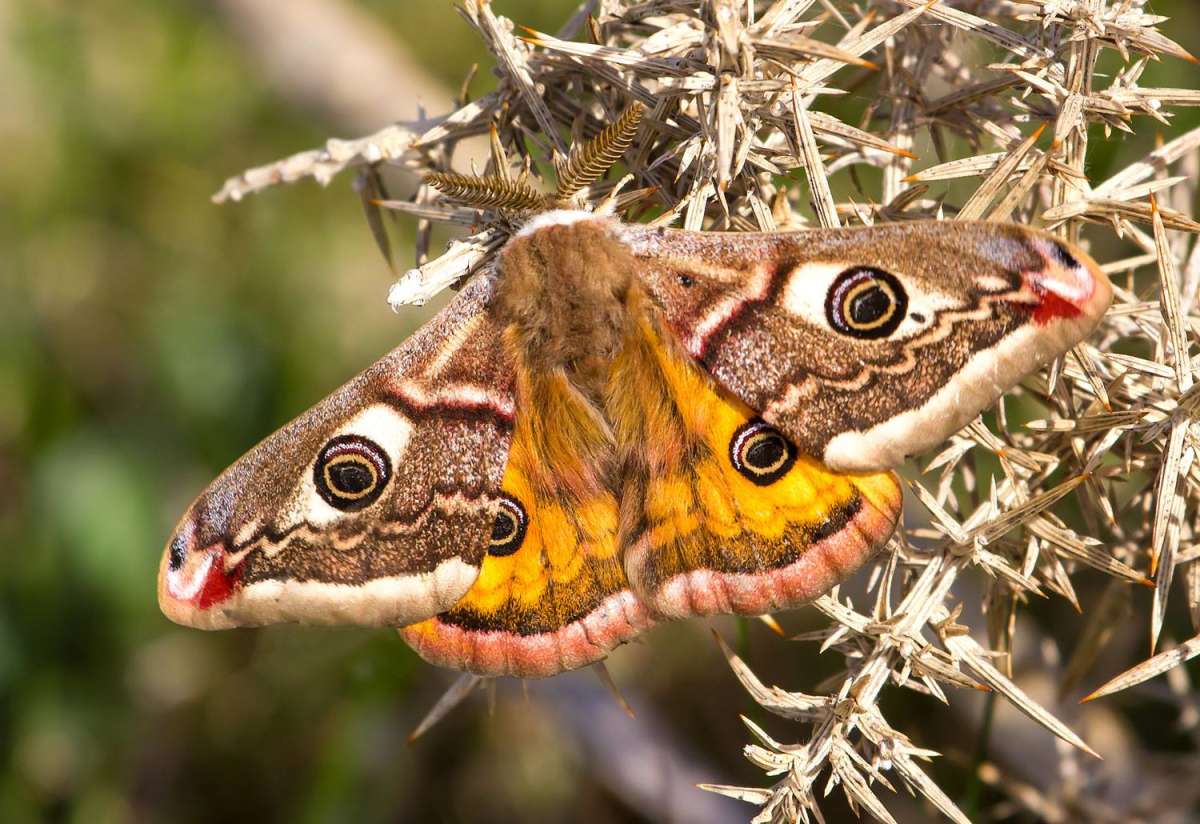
xmin=423 ymin=172 xmax=545 ymax=213
xmin=554 ymin=103 xmax=644 ymax=201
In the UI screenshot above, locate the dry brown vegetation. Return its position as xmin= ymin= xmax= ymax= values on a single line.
xmin=216 ymin=1 xmax=1200 ymax=820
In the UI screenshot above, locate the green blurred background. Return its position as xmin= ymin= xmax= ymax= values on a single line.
xmin=2 ymin=2 xmax=1199 ymax=822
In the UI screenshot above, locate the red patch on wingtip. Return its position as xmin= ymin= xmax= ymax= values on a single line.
xmin=1017 ymin=271 xmax=1085 ymax=326
xmin=196 ymin=551 xmax=241 ymax=609
xmin=1030 ymin=287 xmax=1082 ymax=326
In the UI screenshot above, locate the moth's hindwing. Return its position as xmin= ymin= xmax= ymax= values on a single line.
xmin=623 ymin=220 xmax=1112 ymax=472
xmin=158 ymin=274 xmax=516 ymax=630
xmin=400 ymin=353 xmax=652 ymax=678
xmin=613 ymin=310 xmax=903 ymax=618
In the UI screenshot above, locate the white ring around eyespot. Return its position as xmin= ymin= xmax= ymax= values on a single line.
xmin=278 ymin=403 xmax=416 ymax=529
xmin=779 ymin=262 xmax=963 ymax=339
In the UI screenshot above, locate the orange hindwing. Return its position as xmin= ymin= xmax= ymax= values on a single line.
xmin=610 ymin=309 xmax=903 ymax=618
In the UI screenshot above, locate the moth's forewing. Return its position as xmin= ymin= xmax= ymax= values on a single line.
xmin=625 ymin=221 xmax=1111 ymax=472
xmin=159 ymin=275 xmax=515 ymax=630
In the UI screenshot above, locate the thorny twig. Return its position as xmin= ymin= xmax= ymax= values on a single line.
xmin=215 ymin=1 xmax=1200 ymax=821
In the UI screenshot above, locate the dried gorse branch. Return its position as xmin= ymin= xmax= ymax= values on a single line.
xmin=215 ymin=0 xmax=1200 ymax=820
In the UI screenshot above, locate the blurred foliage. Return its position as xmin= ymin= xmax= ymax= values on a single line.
xmin=2 ymin=1 xmax=1198 ymax=823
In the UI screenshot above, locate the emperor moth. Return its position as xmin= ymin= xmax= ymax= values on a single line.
xmin=159 ymin=211 xmax=1110 ymax=677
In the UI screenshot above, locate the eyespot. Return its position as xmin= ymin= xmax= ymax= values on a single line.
xmin=488 ymin=494 xmax=528 ymax=557
xmin=677 ymin=272 xmax=696 ymax=288
xmin=730 ymin=419 xmax=798 ymax=486
xmin=313 ymin=435 xmax=391 ymax=511
xmin=825 ymin=267 xmax=908 ymax=339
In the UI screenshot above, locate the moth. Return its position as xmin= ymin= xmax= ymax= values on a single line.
xmin=159 ymin=211 xmax=1111 ymax=678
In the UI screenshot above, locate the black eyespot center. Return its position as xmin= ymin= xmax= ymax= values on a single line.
xmin=730 ymin=419 xmax=798 ymax=486
xmin=677 ymin=272 xmax=696 ymax=288
xmin=825 ymin=267 xmax=908 ymax=340
xmin=313 ymin=435 xmax=391 ymax=511
xmin=327 ymin=459 xmax=375 ymax=495
xmin=849 ymin=284 xmax=892 ymax=325
xmin=492 ymin=512 xmax=516 ymax=543
xmin=488 ymin=495 xmax=528 ymax=557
